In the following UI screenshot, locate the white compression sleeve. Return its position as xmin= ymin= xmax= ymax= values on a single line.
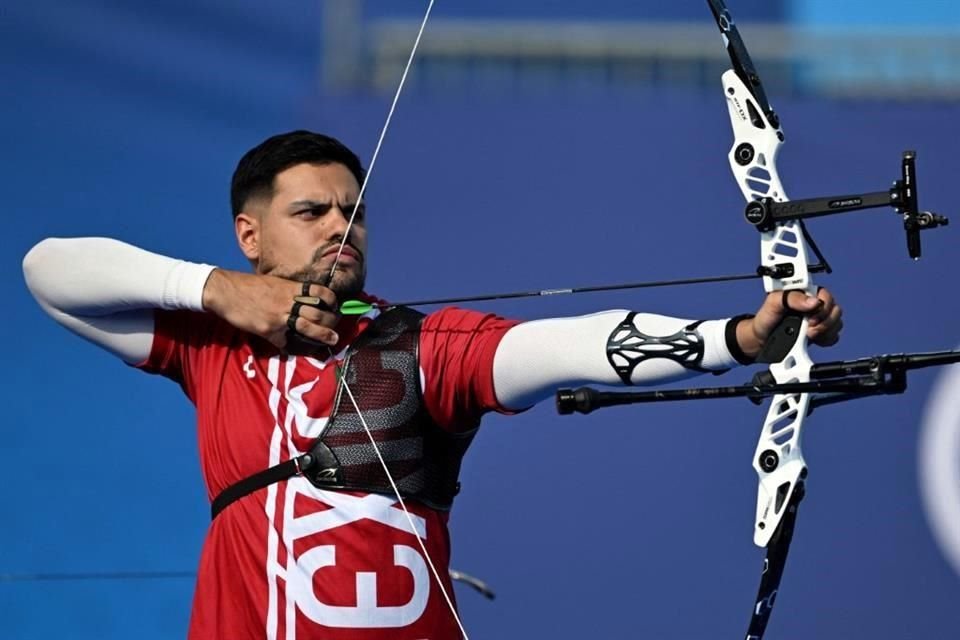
xmin=493 ymin=310 xmax=742 ymax=410
xmin=22 ymin=237 xmax=216 ymax=364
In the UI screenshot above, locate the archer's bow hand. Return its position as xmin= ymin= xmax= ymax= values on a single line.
xmin=737 ymin=288 xmax=844 ymax=359
xmin=201 ymin=269 xmax=340 ymax=351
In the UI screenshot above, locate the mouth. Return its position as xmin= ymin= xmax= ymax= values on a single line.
xmin=322 ymin=245 xmax=362 ymax=265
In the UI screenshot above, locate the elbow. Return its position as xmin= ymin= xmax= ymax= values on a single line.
xmin=23 ymin=237 xmax=71 ymax=306
xmin=23 ymin=238 xmax=55 ymax=294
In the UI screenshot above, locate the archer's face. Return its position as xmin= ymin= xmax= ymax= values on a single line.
xmin=236 ymin=162 xmax=367 ymax=298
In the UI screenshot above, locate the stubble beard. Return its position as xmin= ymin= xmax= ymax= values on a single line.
xmin=259 ymin=249 xmax=366 ymax=300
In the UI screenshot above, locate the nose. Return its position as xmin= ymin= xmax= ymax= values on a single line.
xmin=326 ymin=208 xmax=362 ymax=250
xmin=326 ymin=204 xmax=353 ymax=236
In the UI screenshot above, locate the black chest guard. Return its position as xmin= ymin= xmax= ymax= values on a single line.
xmin=211 ymin=307 xmax=477 ymax=519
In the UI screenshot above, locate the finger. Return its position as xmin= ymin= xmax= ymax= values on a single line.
xmin=807 ymin=303 xmax=841 ymax=332
xmin=808 ymin=315 xmax=843 ymax=345
xmin=809 ymin=289 xmax=836 ymax=325
xmin=287 ymin=302 xmax=339 ymax=346
xmin=807 ymin=301 xmax=837 ymax=327
xmin=812 ymin=318 xmax=843 ymax=346
xmin=784 ymin=290 xmax=823 ymax=314
xmin=296 ymin=304 xmax=341 ymax=329
xmin=287 ymin=313 xmax=340 ymax=346
xmin=822 ymin=303 xmax=843 ymax=328
xmin=296 ymin=283 xmax=338 ymax=311
xmin=285 ymin=328 xmax=332 ymax=353
xmin=816 ymin=286 xmax=835 ymax=308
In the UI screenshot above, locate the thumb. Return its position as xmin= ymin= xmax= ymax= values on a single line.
xmin=785 ymin=291 xmax=822 ymax=313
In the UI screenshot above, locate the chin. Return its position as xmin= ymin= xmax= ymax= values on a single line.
xmin=264 ymin=260 xmax=364 ymax=298
xmin=329 ymin=270 xmax=365 ymax=299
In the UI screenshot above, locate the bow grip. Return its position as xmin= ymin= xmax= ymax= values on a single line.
xmin=754 ymin=313 xmax=803 ymax=364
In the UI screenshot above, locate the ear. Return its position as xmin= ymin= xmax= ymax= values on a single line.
xmin=235 ymin=211 xmax=260 ymax=262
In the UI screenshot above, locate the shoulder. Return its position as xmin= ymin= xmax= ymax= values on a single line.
xmin=421 ymin=306 xmax=521 ymax=334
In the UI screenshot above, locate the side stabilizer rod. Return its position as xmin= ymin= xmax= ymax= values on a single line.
xmin=556 ymin=350 xmax=960 ymax=415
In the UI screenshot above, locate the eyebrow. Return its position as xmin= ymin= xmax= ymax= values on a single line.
xmin=288 ymin=200 xmax=363 ymax=212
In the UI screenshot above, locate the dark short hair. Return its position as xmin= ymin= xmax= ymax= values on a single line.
xmin=230 ymin=130 xmax=366 ymax=218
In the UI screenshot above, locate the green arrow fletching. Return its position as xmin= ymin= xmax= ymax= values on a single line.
xmin=340 ymin=300 xmax=375 ymax=315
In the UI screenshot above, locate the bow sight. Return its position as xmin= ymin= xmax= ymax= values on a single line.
xmin=743 ymin=151 xmax=948 ymax=259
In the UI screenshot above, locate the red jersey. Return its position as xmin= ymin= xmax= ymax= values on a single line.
xmin=138 ymin=302 xmax=518 ymax=639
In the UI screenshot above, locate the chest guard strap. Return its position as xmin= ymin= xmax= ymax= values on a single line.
xmin=210 ymin=307 xmax=476 ymax=519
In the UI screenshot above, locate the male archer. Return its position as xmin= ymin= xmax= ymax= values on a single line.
xmin=22 ymin=130 xmax=842 ymax=639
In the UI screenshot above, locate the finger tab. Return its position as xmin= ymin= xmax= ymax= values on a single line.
xmin=306 ymin=284 xmax=338 ymax=311
xmin=293 ymin=295 xmax=326 ymax=307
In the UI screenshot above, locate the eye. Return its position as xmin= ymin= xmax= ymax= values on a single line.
xmin=344 ymin=203 xmax=366 ymax=222
xmin=296 ymin=204 xmax=331 ymax=218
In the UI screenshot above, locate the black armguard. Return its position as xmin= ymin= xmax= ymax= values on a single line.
xmin=606 ymin=312 xmax=712 ymax=385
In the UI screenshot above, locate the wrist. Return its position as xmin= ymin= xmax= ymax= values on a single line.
xmin=735 ymin=317 xmax=764 ymax=360
xmin=725 ymin=314 xmax=759 ymax=365
xmin=201 ymin=268 xmax=232 ymax=315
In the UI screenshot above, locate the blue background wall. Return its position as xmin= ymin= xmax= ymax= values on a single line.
xmin=791 ymin=0 xmax=960 ymax=26
xmin=4 ymin=1 xmax=959 ymax=638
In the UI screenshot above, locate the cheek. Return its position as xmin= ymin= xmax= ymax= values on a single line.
xmin=259 ymin=226 xmax=307 ymax=269
xmin=265 ymin=223 xmax=309 ymax=253
xmin=351 ymin=225 xmax=369 ymax=250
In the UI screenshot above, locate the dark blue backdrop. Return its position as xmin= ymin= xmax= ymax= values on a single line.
xmin=4 ymin=2 xmax=959 ymax=638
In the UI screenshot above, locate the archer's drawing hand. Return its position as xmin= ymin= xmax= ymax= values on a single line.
xmin=201 ymin=269 xmax=340 ymax=350
xmin=737 ymin=288 xmax=843 ymax=360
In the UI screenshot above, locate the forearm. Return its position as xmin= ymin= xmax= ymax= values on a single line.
xmin=22 ymin=237 xmax=215 ymax=362
xmin=23 ymin=237 xmax=213 ymax=315
xmin=492 ymin=310 xmax=750 ymax=410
